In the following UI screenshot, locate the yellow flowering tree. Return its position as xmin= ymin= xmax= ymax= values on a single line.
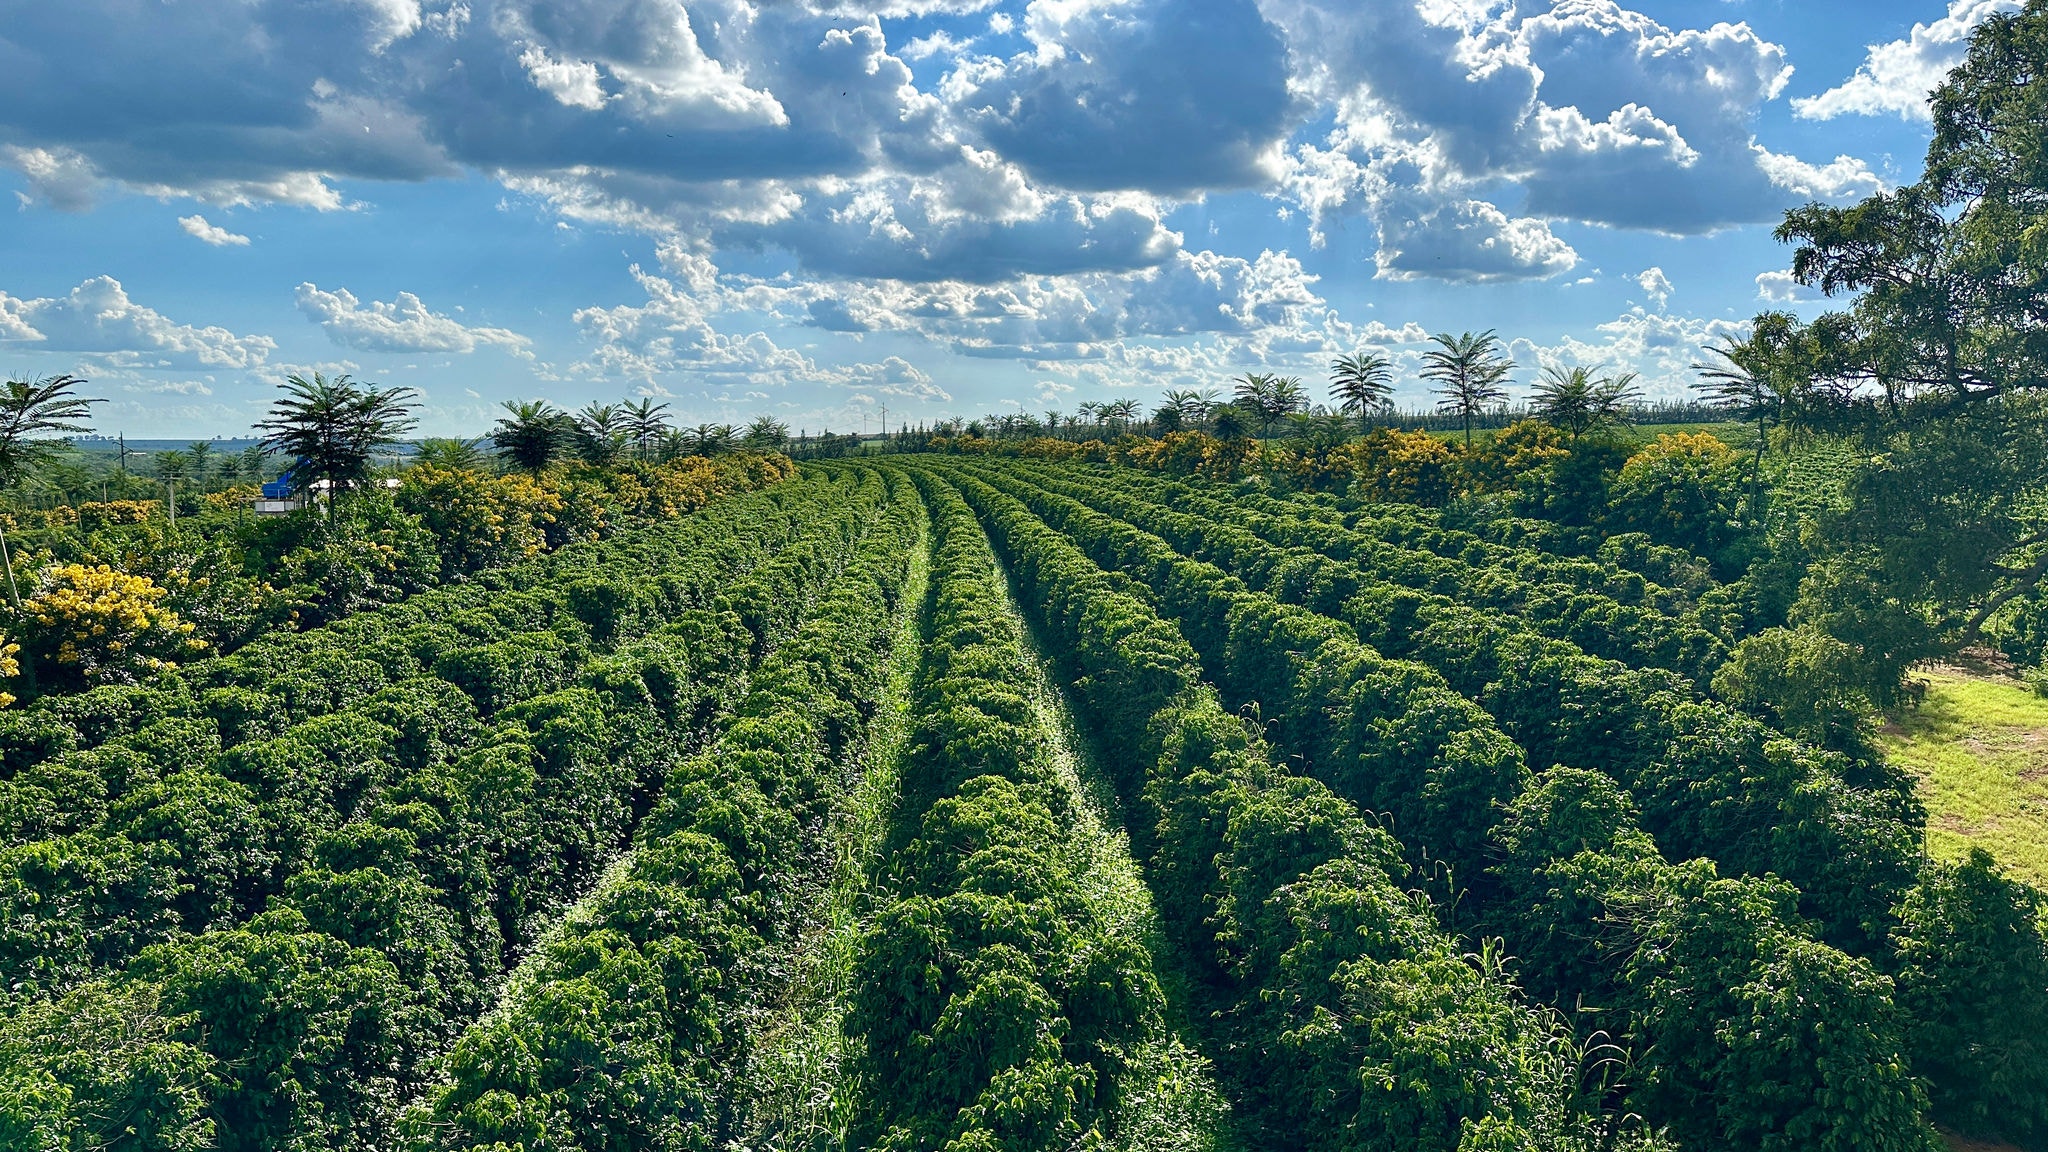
xmin=16 ymin=563 xmax=206 ymax=690
xmin=1455 ymin=419 xmax=1571 ymax=494
xmin=0 ymin=633 xmax=19 ymax=706
xmin=1115 ymin=430 xmax=1259 ymax=481
xmin=395 ymin=465 xmax=560 ymax=578
xmin=1611 ymin=432 xmax=1747 ymax=559
xmin=1334 ymin=428 xmax=1459 ymax=506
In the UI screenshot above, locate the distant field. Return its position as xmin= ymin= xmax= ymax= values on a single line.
xmin=1882 ymin=668 xmax=2048 ymax=888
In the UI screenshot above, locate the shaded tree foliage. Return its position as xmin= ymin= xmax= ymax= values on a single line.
xmin=1765 ymin=1 xmax=2048 ymax=685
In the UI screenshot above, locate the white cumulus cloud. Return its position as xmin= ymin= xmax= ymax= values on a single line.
xmin=1374 ymin=196 xmax=1579 ymax=283
xmin=295 ymin=284 xmax=532 ymax=355
xmin=177 ymin=214 xmax=251 ymax=246
xmin=3 ymin=145 xmax=99 ymax=211
xmin=1794 ymin=0 xmax=2021 ymax=121
xmin=0 ymin=276 xmax=274 ymax=368
xmin=1635 ymin=267 xmax=1672 ymax=308
xmin=519 ymin=45 xmax=608 ymax=111
xmin=1755 ymin=269 xmax=1821 ymax=303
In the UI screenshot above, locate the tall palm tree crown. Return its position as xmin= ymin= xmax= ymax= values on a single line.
xmin=0 ymin=374 xmax=102 ymax=491
xmin=153 ymin=449 xmax=193 ymax=485
xmin=255 ymin=372 xmax=418 ymax=495
xmin=1531 ymin=365 xmax=1641 ymax=442
xmin=622 ymin=398 xmax=671 ymax=460
xmin=492 ymin=399 xmax=571 ymax=474
xmin=1233 ymin=372 xmax=1307 ymax=435
xmin=1421 ymin=330 xmax=1514 ymax=446
xmin=1102 ymin=398 xmax=1141 ymax=433
xmin=743 ymin=416 xmax=790 ymax=451
xmin=688 ymin=423 xmax=737 ymax=456
xmin=1151 ymin=399 xmax=1185 ymax=432
xmin=1211 ymin=403 xmax=1252 ymax=440
xmin=1330 ymin=351 xmax=1395 ymax=432
xmin=183 ymin=441 xmax=216 ymax=489
xmin=235 ymin=445 xmax=271 ymax=485
xmin=414 ymin=437 xmax=488 ymax=471
xmin=574 ymin=403 xmax=632 ymax=466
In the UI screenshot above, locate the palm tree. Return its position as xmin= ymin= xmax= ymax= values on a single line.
xmin=182 ymin=442 xmax=218 ymax=491
xmin=572 ymin=403 xmax=632 ymax=466
xmin=255 ymin=372 xmax=419 ymax=497
xmin=688 ymin=423 xmax=737 ymax=456
xmin=1077 ymin=401 xmax=1104 ymax=430
xmin=1211 ymin=403 xmax=1252 ymax=441
xmin=0 ymin=374 xmax=101 ymax=491
xmin=1159 ymin=389 xmax=1201 ymax=428
xmin=623 ymin=398 xmax=671 ymax=460
xmin=1102 ymin=398 xmax=1141 ymax=434
xmin=1151 ymin=399 xmax=1185 ymax=433
xmin=1233 ymin=372 xmax=1307 ymax=435
xmin=1330 ymin=351 xmax=1395 ymax=433
xmin=1232 ymin=372 xmax=1275 ymax=430
xmin=492 ymin=399 xmax=570 ymax=474
xmin=0 ymin=375 xmax=99 ymax=604
xmin=152 ymin=449 xmax=192 ymax=485
xmin=743 ymin=415 xmax=790 ymax=452
xmin=1531 ymin=365 xmax=1641 ymax=443
xmin=1269 ymin=377 xmax=1306 ymax=427
xmin=235 ymin=445 xmax=270 ymax=486
xmin=1694 ymin=326 xmax=1789 ymax=503
xmin=1421 ymin=330 xmax=1514 ymax=446
xmin=414 ymin=437 xmax=488 ymax=471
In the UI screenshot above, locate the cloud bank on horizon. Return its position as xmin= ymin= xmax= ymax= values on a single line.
xmin=0 ymin=0 xmax=2011 ymax=435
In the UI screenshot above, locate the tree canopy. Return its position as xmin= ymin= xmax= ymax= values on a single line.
xmin=256 ymin=373 xmax=417 ymax=496
xmin=1330 ymin=351 xmax=1395 ymax=432
xmin=1761 ymin=0 xmax=2048 ymax=670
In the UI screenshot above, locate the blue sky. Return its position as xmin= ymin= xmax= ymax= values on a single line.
xmin=0 ymin=0 xmax=2014 ymax=438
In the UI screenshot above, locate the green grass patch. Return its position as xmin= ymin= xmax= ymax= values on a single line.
xmin=1881 ymin=669 xmax=2048 ymax=888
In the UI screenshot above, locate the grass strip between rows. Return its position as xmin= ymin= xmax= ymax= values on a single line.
xmin=839 ymin=469 xmax=1199 ymax=1150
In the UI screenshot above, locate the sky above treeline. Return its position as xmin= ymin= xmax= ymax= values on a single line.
xmin=0 ymin=0 xmax=2012 ymax=437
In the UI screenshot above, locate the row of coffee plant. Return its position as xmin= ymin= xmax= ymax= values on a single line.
xmin=0 ymin=483 xmax=828 ymax=989
xmin=972 ymin=459 xmax=1913 ymax=949
xmin=837 ymin=471 xmax=1174 ymax=1149
xmin=940 ymin=459 xmax=2027 ymax=1149
xmin=0 ymin=453 xmax=795 ymax=699
xmin=0 ymin=471 xmax=885 ymax=1151
xmin=409 ymin=469 xmax=925 ymax=1150
xmin=0 ymin=474 xmax=803 ymax=785
xmin=1018 ymin=461 xmax=1729 ymax=684
xmin=940 ymin=464 xmax=1635 ymax=1150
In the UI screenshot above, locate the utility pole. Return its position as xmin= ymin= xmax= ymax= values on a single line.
xmin=0 ymin=523 xmax=19 ymax=608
